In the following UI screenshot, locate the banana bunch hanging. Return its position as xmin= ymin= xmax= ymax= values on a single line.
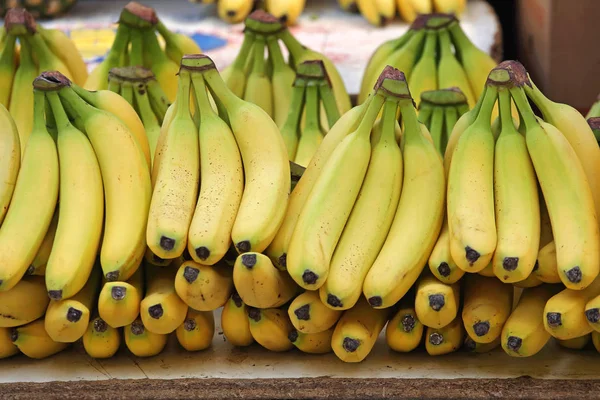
xmin=339 ymin=0 xmax=466 ymax=25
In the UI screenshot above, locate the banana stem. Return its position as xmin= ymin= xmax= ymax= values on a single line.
xmin=418 ymin=103 xmax=434 ymax=125
xmin=107 ymin=77 xmax=121 ymax=94
xmin=498 ymin=88 xmax=515 ymax=133
xmin=444 ymin=107 xmax=459 ymax=146
xmin=399 ymin=99 xmax=424 ymax=146
xmin=251 ymin=36 xmax=267 ymax=76
xmin=523 ymin=80 xmax=552 ymax=121
xmin=280 ymin=84 xmax=306 ymax=136
xmin=146 ymin=79 xmax=170 ymax=122
xmin=266 ymin=36 xmax=286 ymax=72
xmin=509 ymin=86 xmax=539 ymax=132
xmin=120 ymin=80 xmax=134 ymax=106
xmin=141 ymin=29 xmax=169 ymax=67
xmin=129 ymin=28 xmax=144 ymax=67
xmin=438 ymin=29 xmax=453 ymax=58
xmin=134 ymin=82 xmax=160 ymax=129
xmin=17 ymin=34 xmax=34 ymax=69
xmin=448 ymin=22 xmax=474 ymax=58
xmin=202 ymin=68 xmax=239 ymax=112
xmin=0 ymin=33 xmax=16 ymax=66
xmin=473 ymin=85 xmax=498 ymax=127
xmin=380 ymin=99 xmax=400 ymax=143
xmin=45 ymin=95 xmax=56 ymax=131
xmin=155 ymin=21 xmax=173 ymax=43
xmin=279 ymin=30 xmax=304 ymax=62
xmin=190 ymin=73 xmax=213 ymax=116
xmin=319 ymin=84 xmax=340 ymax=128
xmin=355 ymin=94 xmax=386 ymax=139
xmin=32 ymin=90 xmax=46 ymax=132
xmin=232 ymin=33 xmax=256 ymax=71
xmin=174 ymin=69 xmax=192 ymax=119
xmin=46 ymin=91 xmax=71 ymax=129
xmin=304 ymin=85 xmax=320 ymax=131
xmin=58 ymin=86 xmax=94 ymax=124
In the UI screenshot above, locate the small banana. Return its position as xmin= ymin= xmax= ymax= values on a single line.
xmin=124 ymin=318 xmax=168 ymax=357
xmin=221 ymin=292 xmax=254 ymax=347
xmin=294 ymin=85 xmax=323 ymax=167
xmin=0 ymin=327 xmax=18 ymax=359
xmin=408 ymin=30 xmax=438 ymax=108
xmin=415 ymin=271 xmax=460 ymax=329
xmin=156 ymin=21 xmax=202 ymax=64
xmin=82 ymin=317 xmax=121 ymax=359
xmin=98 ymin=266 xmax=144 ymax=328
xmin=386 ymin=296 xmax=424 ymax=353
xmin=288 ymin=291 xmax=342 ymax=334
xmin=176 ymin=309 xmax=214 ymax=352
xmin=437 ymin=28 xmax=476 ymax=107
xmin=142 ymin=29 xmax=179 ymax=102
xmin=243 ymin=35 xmax=273 ymax=117
xmin=218 ymin=0 xmax=255 ymax=23
xmin=38 ymin=26 xmax=88 ymax=85
xmin=265 ymin=0 xmax=306 ymax=25
xmin=425 ymin=315 xmax=464 ymax=356
xmin=175 ymin=260 xmax=234 ymax=311
xmin=11 ymin=319 xmax=69 ymax=359
xmin=289 ymin=327 xmax=334 ymax=354
xmin=247 ymin=307 xmax=294 ymax=352
xmin=0 ymin=276 xmax=49 ymax=328
xmin=558 ymin=334 xmax=591 ymax=350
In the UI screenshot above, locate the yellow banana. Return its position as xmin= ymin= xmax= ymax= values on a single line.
xmin=59 ymin=81 xmax=150 ymax=283
xmin=363 ymin=89 xmax=445 ymax=308
xmin=38 ymin=26 xmax=88 ymax=85
xmin=0 ymin=90 xmax=59 ymax=292
xmin=397 ymin=0 xmax=432 ymax=23
xmin=175 ymin=260 xmax=233 ymax=311
xmin=386 ymin=298 xmax=424 ymax=353
xmin=338 ymin=0 xmax=358 ymax=12
xmin=151 ymin=102 xmax=176 ymax=186
xmin=82 ymin=317 xmax=121 ymax=359
xmin=0 ymin=327 xmax=18 ymax=359
xmin=535 ymin=241 xmax=561 ymax=284
xmin=513 ymin=273 xmax=543 ymax=289
xmin=221 ymin=292 xmax=254 ymax=347
xmin=447 ymin=85 xmax=498 ymax=272
xmin=124 ymin=318 xmax=168 ymax=357
xmin=223 ymin=33 xmax=255 ymax=98
xmin=98 ymin=266 xmax=144 ymax=328
xmin=27 ymin=32 xmax=73 ymax=81
xmin=142 ymin=29 xmax=178 ymax=102
xmin=199 ymin=55 xmax=290 ymax=254
xmin=247 ymin=307 xmax=294 ymax=352
xmin=288 ymin=291 xmax=342 ymax=334
xmin=289 ymin=327 xmax=334 ymax=354
xmin=0 ymin=34 xmax=16 ymax=107
xmin=320 ymin=99 xmax=402 ymax=310
xmin=0 ymin=102 xmax=20 ymax=225
xmin=425 ymin=315 xmax=464 ymax=356
xmin=243 ymin=35 xmax=273 ymax=117
xmin=462 ymin=274 xmax=513 ymax=344
xmin=27 ymin=211 xmax=58 ymax=277
xmin=408 ymin=31 xmax=438 ymax=107
xmin=501 ymin=285 xmax=560 ymax=357
xmin=140 ymin=264 xmax=187 ymax=334
xmin=218 ymin=0 xmax=255 ymax=23
xmin=492 ymin=87 xmax=539 ymax=283
xmin=428 ymin=220 xmax=465 ymax=284
xmin=133 ymin=79 xmax=162 ymax=169
xmin=415 ymin=271 xmax=460 ymax=329
xmin=11 ymin=319 xmax=69 ymax=359
xmin=433 ymin=0 xmax=466 ymax=15
xmin=558 ymin=334 xmax=591 ymax=350
xmin=156 ymin=21 xmax=202 ymax=64
xmin=265 ymin=0 xmax=306 ymax=25
xmin=187 ymin=74 xmax=243 ymax=265
xmin=176 ymin=308 xmax=214 ymax=352
xmin=44 ymin=266 xmax=101 ymax=343
xmin=147 ymin=69 xmax=199 ymax=259
xmin=0 ymin=276 xmax=49 ymax=327
xmin=233 ymin=253 xmax=298 ymax=308
xmin=464 ymin=336 xmax=501 ymax=353
xmin=85 ymin=24 xmax=129 ymax=91
xmin=44 ymin=92 xmax=104 ymax=300
xmin=294 ymin=85 xmax=323 ymax=167
xmin=437 ymin=29 xmax=476 ymax=107
xmin=331 ymin=298 xmax=389 ymax=363
xmin=356 ymin=0 xmax=384 ymax=26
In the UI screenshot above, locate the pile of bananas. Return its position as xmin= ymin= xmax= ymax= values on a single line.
xmin=417 ymin=87 xmax=469 ymax=154
xmin=85 ymin=1 xmax=201 ymax=102
xmin=190 ymin=0 xmax=307 ymax=26
xmin=223 ymin=10 xmax=351 ymax=127
xmin=280 ymin=60 xmax=341 ymax=167
xmin=0 ymin=7 xmax=87 ymax=152
xmin=339 ymin=0 xmax=466 ymax=26
xmin=360 ymin=13 xmax=495 ymax=109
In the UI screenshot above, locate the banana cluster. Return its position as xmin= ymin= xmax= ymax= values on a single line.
xmin=360 ymin=13 xmax=495 ymax=111
xmin=340 ymin=0 xmax=466 ymax=26
xmin=86 ymin=1 xmax=201 ymax=102
xmin=224 ymin=10 xmax=351 ymax=129
xmin=0 ymin=8 xmax=87 ymax=154
xmin=190 ymin=0 xmax=307 ymax=26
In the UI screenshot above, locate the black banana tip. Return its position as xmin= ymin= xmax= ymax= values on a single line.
xmin=565 ymin=266 xmax=582 ymax=283
xmin=278 ymin=254 xmax=287 ymax=268
xmin=342 ymin=337 xmax=361 ymax=352
xmin=506 ymin=336 xmax=522 ymax=351
xmin=428 ymin=294 xmax=445 ymax=311
xmin=293 ymin=304 xmax=310 ymax=321
xmin=429 ymin=332 xmax=444 ymax=346
xmin=183 ymin=266 xmax=200 ymax=283
xmin=503 ymin=257 xmax=519 ymax=271
xmin=94 ymin=318 xmax=108 ymax=333
xmin=241 ymin=254 xmax=257 ymax=269
xmin=586 ymin=308 xmax=600 ymax=324
xmin=184 ymin=318 xmax=197 ymax=331
xmin=302 ymin=270 xmax=319 ymax=285
xmin=66 ymin=307 xmax=83 ymax=323
xmin=195 ymin=246 xmax=210 ymax=261
xmin=236 ymin=240 xmax=251 ymax=254
xmin=148 ymin=304 xmax=164 ymax=319
xmin=247 ymin=307 xmax=261 ymax=322
xmin=437 ymin=262 xmax=451 ymax=277
xmin=48 ymin=290 xmax=63 ymax=301
xmin=160 ymin=236 xmax=176 ymax=251
xmin=473 ymin=321 xmax=490 ymax=337
xmin=327 ymin=294 xmax=343 ymax=308
xmin=288 ymin=329 xmax=299 ymax=343
xmin=111 ymin=286 xmax=127 ymax=300
xmin=131 ymin=320 xmax=145 ymax=335
xmin=546 ymin=312 xmax=562 ymax=327
xmin=401 ymin=314 xmax=416 ymax=333
xmin=465 ymin=246 xmax=480 ymax=265
xmin=368 ymin=296 xmax=383 ymax=308
xmin=105 ymin=271 xmax=120 ymax=282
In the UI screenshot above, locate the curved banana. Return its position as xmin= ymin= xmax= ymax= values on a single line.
xmin=38 ymin=26 xmax=88 ymax=85
xmin=140 ymin=265 xmax=187 ymax=335
xmin=98 ymin=266 xmax=144 ymax=328
xmin=175 ymin=260 xmax=233 ymax=311
xmin=265 ymin=0 xmax=306 ymax=25
xmin=247 ymin=307 xmax=294 ymax=352
xmin=142 ymin=29 xmax=179 ymax=102
xmin=27 ymin=211 xmax=59 ymax=276
xmin=0 ymin=103 xmax=20 ymax=225
xmin=223 ymin=33 xmax=255 ymax=98
xmin=415 ymin=271 xmax=460 ymax=328
xmin=289 ymin=327 xmax=334 ymax=354
xmin=11 ymin=319 xmax=69 ymax=359
xmin=221 ymin=292 xmax=254 ymax=347
xmin=425 ymin=315 xmax=463 ymax=356
xmin=437 ymin=28 xmax=476 ymax=107
xmin=176 ymin=309 xmax=214 ymax=352
xmin=0 ymin=276 xmax=49 ymax=327
xmin=124 ymin=318 xmax=168 ymax=357
xmin=156 ymin=21 xmax=202 ymax=64
xmin=0 ymin=327 xmax=18 ymax=359
xmin=218 ymin=0 xmax=255 ymax=23
xmin=83 ymin=317 xmax=121 ymax=359
xmin=408 ymin=30 xmax=438 ymax=107
xmin=243 ymin=35 xmax=273 ymax=117
xmin=386 ymin=305 xmax=423 ymax=353
xmin=288 ymin=291 xmax=342 ymax=333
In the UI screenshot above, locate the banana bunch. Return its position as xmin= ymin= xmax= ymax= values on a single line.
xmin=418 ymin=87 xmax=470 ymax=155
xmin=280 ymin=60 xmax=341 ymax=167
xmin=0 ymin=8 xmax=87 ymax=154
xmin=190 ymin=0 xmax=306 ymax=25
xmin=339 ymin=0 xmax=466 ymax=26
xmin=223 ymin=10 xmax=351 ymax=125
xmin=359 ymin=13 xmax=495 ymax=111
xmin=85 ymin=1 xmax=201 ymax=102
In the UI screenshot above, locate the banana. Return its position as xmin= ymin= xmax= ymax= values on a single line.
xmin=82 ymin=317 xmax=121 ymax=358
xmin=223 ymin=33 xmax=255 ymax=98
xmin=233 ymin=253 xmax=297 ymax=308
xmin=356 ymin=0 xmax=384 ymax=26
xmin=462 ymin=274 xmax=513 ymax=344
xmin=0 ymin=34 xmax=16 ymax=107
xmin=266 ymin=36 xmax=295 ymax=128
xmin=27 ymin=211 xmax=58 ymax=276
xmin=513 ymin=273 xmax=543 ymax=289
xmin=589 ymin=118 xmax=600 ymax=144
xmin=45 ymin=266 xmax=101 ymax=343
xmin=558 ymin=334 xmax=591 ymax=350
xmin=397 ymin=0 xmax=432 ymax=23
xmin=142 ymin=29 xmax=179 ymax=102
xmin=359 ymin=29 xmax=426 ymax=104
xmin=124 ymin=318 xmax=168 ymax=357
xmin=437 ymin=29 xmax=476 ymax=108
xmin=433 ymin=0 xmax=466 ymax=15
xmin=447 ymin=85 xmax=498 ymax=273
xmin=0 ymin=276 xmax=49 ymax=327
xmin=428 ymin=220 xmax=465 ymax=284
xmin=464 ymin=336 xmax=501 ymax=353
xmin=266 ymin=99 xmax=370 ymax=269
xmin=477 ymin=262 xmax=495 ymax=277
xmin=0 ymin=102 xmax=20 ymax=225
xmin=375 ymin=0 xmax=397 ymax=20
xmin=331 ymin=298 xmax=389 ymax=363
xmin=59 ymin=80 xmax=151 ymax=283
xmin=386 ymin=295 xmax=424 ymax=353
xmin=28 ymin=32 xmax=74 ymax=81
xmin=176 ymin=308 xmax=214 ymax=352
xmin=197 ymin=55 xmax=290 ymax=254
xmin=287 ymin=94 xmax=385 ymax=289
xmin=147 ymin=78 xmax=171 ymax=123
xmin=425 ymin=315 xmax=464 ymax=356
xmin=85 ymin=24 xmax=130 ymax=91
xmin=535 ymin=241 xmax=561 ymax=284
xmin=265 ymin=0 xmax=306 ymax=25
xmin=98 ymin=266 xmax=144 ymax=328
xmin=147 ymin=69 xmax=199 ymax=259
xmin=585 ymin=293 xmax=600 ymax=333
xmin=0 ymin=327 xmax=18 ymax=359
xmin=156 ymin=21 xmax=202 ymax=64
xmin=426 ymin=106 xmax=445 ymax=154
xmin=221 ymin=292 xmax=254 ymax=347
xmin=279 ymin=82 xmax=305 ymax=159
xmin=38 ymin=26 xmax=88 ymax=85
xmin=133 ymin=80 xmax=162 ymax=168
xmin=289 ymin=327 xmax=334 ymax=354
xmin=11 ymin=319 xmax=69 ymax=359
xmin=408 ymin=31 xmax=438 ymax=108
xmin=175 ymin=260 xmax=233 ymax=311
xmin=9 ymin=36 xmax=37 ymax=155
xmin=247 ymin=307 xmax=294 ymax=352
xmin=415 ymin=271 xmax=460 ymax=329
xmin=320 ymin=99 xmax=402 ymax=310
xmin=44 ymin=92 xmax=104 ymax=300
xmin=187 ymin=74 xmax=243 ymax=265
xmin=288 ymin=291 xmax=342 ymax=334
xmin=492 ymin=87 xmax=540 ymax=283
xmin=243 ymin=35 xmax=273 ymax=117
xmin=338 ymin=0 xmax=359 ymax=12
xmin=72 ymin=84 xmax=151 ymax=170
xmin=501 ymin=285 xmax=559 ymax=357
xmin=294 ymin=86 xmax=323 ymax=167
xmin=0 ymin=90 xmax=59 ymax=292
xmin=218 ymin=0 xmax=255 ymax=23
xmin=363 ymin=87 xmax=445 ymax=309
xmin=140 ymin=264 xmax=187 ymax=334
xmin=448 ymin=21 xmax=496 ymax=101
xmin=511 ymin=81 xmax=600 ymax=289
